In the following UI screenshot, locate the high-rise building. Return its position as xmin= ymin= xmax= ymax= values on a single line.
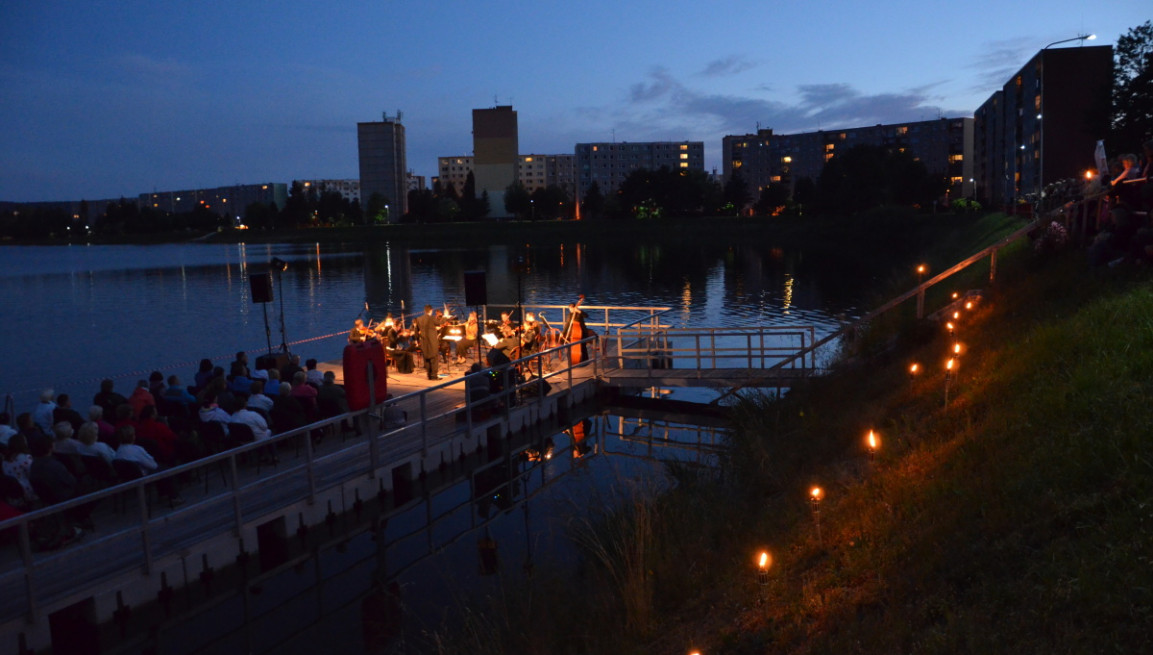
xmin=575 ymin=141 xmax=705 ymax=196
xmin=472 ymin=106 xmax=519 ymax=217
xmin=723 ymin=118 xmax=972 ymax=199
xmin=973 ymin=44 xmax=1112 ymax=208
xmin=357 ymin=114 xmax=407 ymax=221
xmin=437 ymin=156 xmax=475 ymax=195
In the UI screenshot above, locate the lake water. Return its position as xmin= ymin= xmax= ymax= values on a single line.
xmin=0 ymin=237 xmax=874 ymax=411
xmin=0 ymin=235 xmax=884 ymax=652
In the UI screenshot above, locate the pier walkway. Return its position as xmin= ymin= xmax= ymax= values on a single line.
xmin=0 ymin=303 xmax=832 ymax=652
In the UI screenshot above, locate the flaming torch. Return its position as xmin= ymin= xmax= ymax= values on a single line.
xmin=867 ymin=429 xmax=880 ymax=460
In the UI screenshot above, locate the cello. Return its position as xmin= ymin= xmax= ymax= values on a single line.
xmin=564 ymin=295 xmax=586 ymax=366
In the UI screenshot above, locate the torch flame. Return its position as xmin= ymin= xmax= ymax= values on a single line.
xmin=868 ymin=430 xmax=879 ymax=451
xmin=910 ymin=363 xmax=919 ymax=375
xmin=953 ymin=343 xmax=962 ymax=355
xmin=810 ymin=486 xmax=823 ymax=501
xmin=757 ymin=551 xmax=771 ymax=570
xmin=946 ymin=358 xmax=955 ymax=371
xmin=953 ymin=311 xmax=961 ymax=320
xmin=946 ymin=322 xmax=954 ymax=332
xmin=965 ymin=301 xmax=973 ymax=310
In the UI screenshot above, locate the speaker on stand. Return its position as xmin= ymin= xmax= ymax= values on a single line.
xmin=463 ymin=271 xmax=487 ymax=367
xmin=250 ymin=273 xmax=274 ymax=356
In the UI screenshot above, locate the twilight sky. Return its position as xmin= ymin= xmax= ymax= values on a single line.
xmin=0 ymin=1 xmax=1146 ymax=202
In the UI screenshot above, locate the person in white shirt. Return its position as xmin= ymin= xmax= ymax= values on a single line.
xmin=113 ymin=426 xmax=158 ymax=474
xmin=246 ymin=379 xmax=275 ymax=414
xmin=32 ymin=389 xmax=57 ymax=436
xmin=231 ymin=398 xmax=271 ymax=442
xmin=74 ymin=422 xmax=116 ymax=463
xmin=0 ymin=412 xmax=17 ymax=447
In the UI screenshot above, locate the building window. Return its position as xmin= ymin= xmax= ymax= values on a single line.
xmin=824 ymin=144 xmax=834 ymax=152
xmin=680 ymin=144 xmax=688 ymax=151
xmin=896 ymin=126 xmax=909 ymax=136
xmin=949 ymin=154 xmax=963 ymax=163
xmin=782 ymin=156 xmax=792 ymax=163
xmin=680 ymin=153 xmax=688 ymax=160
xmin=679 ymin=162 xmax=688 ymax=168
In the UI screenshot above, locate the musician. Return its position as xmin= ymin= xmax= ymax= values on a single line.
xmin=500 ymin=312 xmax=515 ymax=332
xmin=455 ymin=311 xmax=479 ymax=364
xmin=521 ymin=312 xmax=541 ymax=354
xmin=413 ymin=305 xmax=443 ymax=380
xmin=377 ymin=315 xmax=416 ymax=374
xmin=349 ymin=318 xmax=373 ymax=344
xmin=486 ymin=325 xmax=520 ymax=367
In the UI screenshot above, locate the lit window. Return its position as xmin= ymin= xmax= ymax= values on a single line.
xmin=949 ymin=154 xmax=964 ymax=163
xmin=824 ymin=153 xmax=834 ymax=161
xmin=680 ymin=153 xmax=688 ymax=160
xmin=525 ymin=156 xmax=533 ymax=162
xmin=896 ymin=126 xmax=909 ymax=136
xmin=825 ymin=144 xmax=834 ymax=152
xmin=592 ymin=146 xmax=598 ymax=152
xmin=771 ymin=175 xmax=782 ymax=182
xmin=733 ymin=160 xmax=743 ymax=168
xmin=680 ymin=144 xmax=688 ymax=150
xmin=950 ymin=176 xmax=964 ymax=185
xmin=783 ymin=156 xmax=792 ymax=163
xmin=679 ymin=162 xmax=688 ymax=168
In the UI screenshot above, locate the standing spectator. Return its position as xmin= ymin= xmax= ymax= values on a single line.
xmin=92 ymin=379 xmax=128 ymax=421
xmin=32 ymin=389 xmax=57 ymax=436
xmin=52 ymin=394 xmax=85 ymax=431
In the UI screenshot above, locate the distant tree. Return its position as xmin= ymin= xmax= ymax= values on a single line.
xmin=364 ymin=192 xmax=390 ymax=225
xmin=581 ymin=182 xmax=605 ymax=220
xmin=530 ymin=185 xmax=570 ymax=220
xmin=1112 ymin=20 xmax=1153 ymax=151
xmin=618 ymin=166 xmax=720 ymax=218
xmin=459 ymin=171 xmax=489 ymax=221
xmin=792 ymin=177 xmax=818 ymax=210
xmin=282 ymin=181 xmax=315 ymax=227
xmin=244 ymin=202 xmax=277 ymax=230
xmin=723 ymin=169 xmax=752 ymax=215
xmin=504 ymin=181 xmax=531 ymax=219
xmin=753 ymin=184 xmax=791 ymax=216
xmin=814 ymin=145 xmax=941 ymax=215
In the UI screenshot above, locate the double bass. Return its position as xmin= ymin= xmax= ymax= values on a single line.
xmin=564 ymin=295 xmax=586 ymax=366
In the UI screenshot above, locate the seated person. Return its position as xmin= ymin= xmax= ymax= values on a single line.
xmin=92 ymin=379 xmax=128 ymax=421
xmin=246 ymin=379 xmax=275 ymax=414
xmin=128 ymin=380 xmax=156 ymax=418
xmin=230 ymin=396 xmax=272 ymax=442
xmin=349 ymin=319 xmax=373 ymax=344
xmin=135 ymin=405 xmax=178 ymax=465
xmin=271 ymin=382 xmax=307 ymax=434
xmin=305 ymin=358 xmax=324 ymax=388
xmin=3 ymin=434 xmax=36 ymax=503
xmin=0 ymin=412 xmax=16 ymax=448
xmin=113 ymin=425 xmax=157 ymax=475
xmin=317 ymin=371 xmax=349 ymax=418
xmin=228 ymin=361 xmax=253 ymax=395
xmin=163 ymin=375 xmax=198 ymax=407
xmin=52 ymin=421 xmax=81 ymax=455
xmin=88 ymin=405 xmax=116 ymax=445
xmin=29 ymin=433 xmax=77 ymax=505
xmin=290 ymin=371 xmax=319 ymax=415
xmin=32 ymin=389 xmax=57 ymax=436
xmin=75 ymin=422 xmax=116 ymax=464
xmin=52 ymin=394 xmax=85 ymax=432
xmin=455 ymin=312 xmax=480 ymax=364
xmin=197 ymin=397 xmax=231 ymax=436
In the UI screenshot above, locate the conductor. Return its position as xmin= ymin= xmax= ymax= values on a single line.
xmin=413 ymin=305 xmax=442 ymax=380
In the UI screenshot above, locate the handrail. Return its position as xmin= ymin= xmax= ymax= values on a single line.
xmin=0 ymin=332 xmax=602 ymax=625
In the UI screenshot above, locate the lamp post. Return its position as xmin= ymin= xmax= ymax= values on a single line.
xmin=810 ymin=486 xmax=824 ymax=543
xmin=1038 ymin=34 xmax=1096 ymax=203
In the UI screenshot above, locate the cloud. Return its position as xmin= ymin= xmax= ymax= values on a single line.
xmin=699 ymin=55 xmax=756 ymax=78
xmin=967 ymin=37 xmax=1035 ymax=93
xmin=629 ymin=67 xmax=678 ymax=102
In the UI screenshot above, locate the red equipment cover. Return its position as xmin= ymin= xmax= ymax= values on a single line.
xmin=343 ymin=343 xmax=388 ymax=410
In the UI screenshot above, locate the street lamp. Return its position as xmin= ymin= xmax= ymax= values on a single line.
xmin=1038 ymin=34 xmax=1096 ymax=202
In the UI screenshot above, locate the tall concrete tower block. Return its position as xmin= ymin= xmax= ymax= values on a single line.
xmin=358 ymin=115 xmax=407 ymax=221
xmin=472 ymin=106 xmax=519 ymax=218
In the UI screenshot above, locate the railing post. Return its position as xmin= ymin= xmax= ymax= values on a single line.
xmin=419 ymin=393 xmax=428 ymax=457
xmin=229 ymin=454 xmax=244 ymax=534
xmin=367 ymin=363 xmax=379 ymax=479
xmin=139 ymin=484 xmax=153 ymax=574
xmin=303 ymin=429 xmax=316 ymax=504
xmin=20 ymin=521 xmax=37 ymax=624
xmin=989 ymin=248 xmax=997 ymax=283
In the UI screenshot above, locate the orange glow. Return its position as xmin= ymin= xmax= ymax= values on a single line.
xmin=757 ymin=550 xmax=771 ymax=571
xmin=965 ymin=301 xmax=973 ymax=310
xmin=946 ymin=358 xmax=955 ymax=371
xmin=810 ymin=486 xmax=823 ymax=502
xmin=867 ymin=429 xmax=880 ymax=451
xmin=916 ymin=264 xmax=926 ymax=274
xmin=953 ymin=311 xmax=961 ymax=321
xmin=910 ymin=363 xmax=919 ymax=375
xmin=953 ymin=343 xmax=962 ymax=356
xmin=952 ymin=291 xmax=959 ymax=300
xmin=1085 ymin=170 xmax=1094 ymax=180
xmin=946 ymin=322 xmax=954 ymax=332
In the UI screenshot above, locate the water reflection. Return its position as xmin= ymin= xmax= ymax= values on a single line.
xmin=141 ymin=406 xmax=716 ymax=654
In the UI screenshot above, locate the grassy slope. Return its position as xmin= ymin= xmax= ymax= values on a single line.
xmin=660 ymin=240 xmax=1153 ymax=653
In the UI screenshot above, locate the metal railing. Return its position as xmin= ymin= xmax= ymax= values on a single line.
xmin=614 ymin=324 xmax=817 ymax=372
xmin=0 ymin=334 xmax=601 ymax=627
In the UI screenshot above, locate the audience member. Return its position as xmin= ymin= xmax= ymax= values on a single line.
xmin=16 ymin=413 xmax=45 ymax=441
xmin=231 ymin=397 xmax=272 ymax=442
xmin=135 ymin=405 xmax=178 ymax=465
xmin=290 ymin=370 xmax=319 ymax=413
xmin=128 ymin=379 xmax=156 ymax=418
xmin=280 ymin=355 xmax=303 ymax=385
xmin=75 ymin=422 xmax=116 ymax=464
xmin=228 ymin=361 xmax=253 ymax=396
xmin=88 ymin=406 xmax=116 ymax=445
xmin=305 ymin=358 xmax=324 ymax=387
xmin=0 ymin=412 xmax=16 ymax=448
xmin=246 ymin=379 xmax=274 ymax=414
xmin=271 ymin=382 xmax=306 ymax=433
xmin=148 ymin=371 xmax=166 ymax=397
xmin=52 ymin=422 xmax=81 ymax=455
xmin=28 ymin=434 xmax=77 ymax=505
xmin=92 ymin=379 xmax=128 ymax=420
xmin=52 ymin=394 xmax=85 ymax=432
xmin=163 ymin=375 xmax=198 ymax=407
xmin=32 ymin=389 xmax=57 ymax=436
xmin=2 ymin=434 xmax=36 ymax=503
xmin=113 ymin=425 xmax=157 ymax=475
xmin=317 ymin=371 xmax=349 ymax=416
xmin=233 ymin=351 xmax=251 ymax=378
xmin=194 ymin=359 xmax=215 ymax=391
xmin=197 ymin=397 xmax=231 ymax=436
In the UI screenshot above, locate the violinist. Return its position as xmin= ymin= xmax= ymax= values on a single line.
xmin=349 ymin=318 xmax=373 ymax=344
xmin=521 ymin=312 xmax=541 ymax=355
xmin=455 ymin=311 xmax=480 ymax=364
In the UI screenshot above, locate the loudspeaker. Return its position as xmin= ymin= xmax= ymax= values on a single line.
xmin=250 ymin=273 xmax=274 ymax=304
xmin=463 ymin=270 xmax=487 ymax=306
